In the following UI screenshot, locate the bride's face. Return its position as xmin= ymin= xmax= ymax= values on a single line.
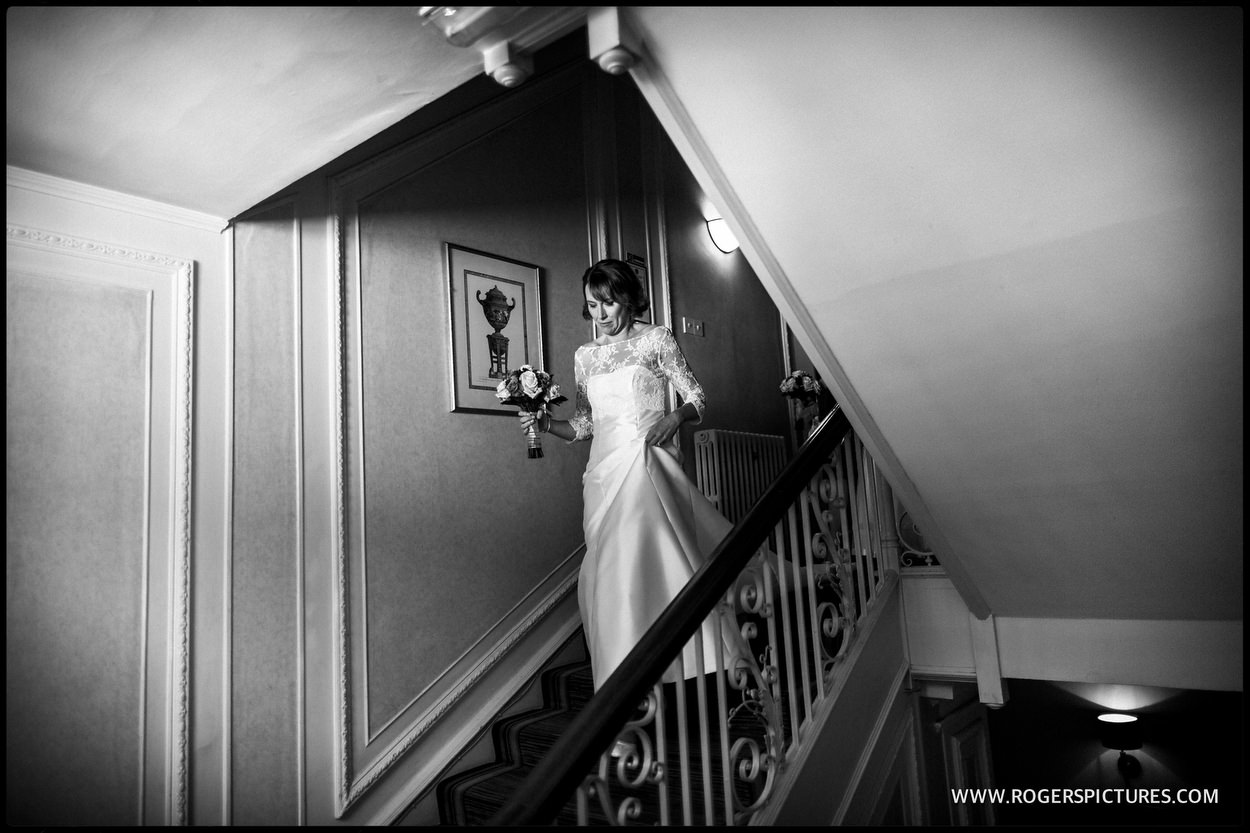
xmin=585 ymin=287 xmax=630 ymax=337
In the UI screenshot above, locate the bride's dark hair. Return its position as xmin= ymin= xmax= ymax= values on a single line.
xmin=581 ymin=259 xmax=650 ymax=321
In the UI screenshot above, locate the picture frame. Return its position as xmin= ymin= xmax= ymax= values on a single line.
xmin=446 ymin=243 xmax=545 ymax=414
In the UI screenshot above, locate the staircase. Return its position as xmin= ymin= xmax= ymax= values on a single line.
xmin=435 ymin=627 xmax=797 ymax=826
xmin=437 ymin=648 xmax=597 ymax=825
xmin=439 ymin=416 xmax=895 ymax=825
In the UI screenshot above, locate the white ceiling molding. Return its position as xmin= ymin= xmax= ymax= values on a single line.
xmin=7 ymin=166 xmax=228 ymax=233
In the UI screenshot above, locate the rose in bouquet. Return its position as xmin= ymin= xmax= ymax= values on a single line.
xmin=779 ymin=370 xmax=822 ymax=406
xmin=495 ymin=365 xmax=568 ymax=458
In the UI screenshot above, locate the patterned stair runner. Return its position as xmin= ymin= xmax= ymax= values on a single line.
xmin=438 ymin=660 xmax=596 ymax=825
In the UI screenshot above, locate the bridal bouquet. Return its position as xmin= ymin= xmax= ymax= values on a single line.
xmin=495 ymin=365 xmax=568 ymax=459
xmin=781 ymin=370 xmax=823 ymax=444
xmin=779 ymin=370 xmax=822 ymax=406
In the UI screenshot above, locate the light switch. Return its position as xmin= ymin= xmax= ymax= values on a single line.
xmin=682 ymin=317 xmax=705 ymax=337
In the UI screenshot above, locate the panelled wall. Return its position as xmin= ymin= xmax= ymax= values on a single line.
xmin=6 ymin=172 xmax=230 ymax=826
xmin=329 ymin=63 xmax=597 ymax=820
xmin=226 ymin=36 xmax=793 ymax=823
xmin=7 ymin=230 xmax=190 ymax=826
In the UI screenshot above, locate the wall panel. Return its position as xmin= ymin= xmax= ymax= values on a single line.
xmin=328 ymin=63 xmax=595 ymax=817
xmin=356 ymin=86 xmax=591 ymax=732
xmin=230 ymin=202 xmax=303 ymax=824
xmin=6 ymin=225 xmax=193 ymax=825
xmin=8 ymin=273 xmax=148 ymax=824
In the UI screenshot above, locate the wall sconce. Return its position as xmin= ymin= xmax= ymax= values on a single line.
xmin=1098 ymin=713 xmax=1143 ymax=777
xmin=706 ymin=218 xmax=739 ymax=254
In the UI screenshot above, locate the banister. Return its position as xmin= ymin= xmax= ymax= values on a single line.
xmin=490 ymin=406 xmax=852 ymax=826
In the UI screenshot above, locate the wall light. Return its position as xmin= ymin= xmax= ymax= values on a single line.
xmin=1098 ymin=713 xmax=1143 ymax=777
xmin=706 ymin=217 xmax=739 ymax=253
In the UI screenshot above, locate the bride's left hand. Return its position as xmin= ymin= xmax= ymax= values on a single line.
xmin=645 ymin=412 xmax=683 ymax=446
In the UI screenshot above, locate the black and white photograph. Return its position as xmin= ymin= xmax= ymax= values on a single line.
xmin=445 ymin=243 xmax=545 ymax=415
xmin=6 ymin=6 xmax=1242 ymax=828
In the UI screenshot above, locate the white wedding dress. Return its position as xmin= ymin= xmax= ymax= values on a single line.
xmin=569 ymin=325 xmax=739 ymax=690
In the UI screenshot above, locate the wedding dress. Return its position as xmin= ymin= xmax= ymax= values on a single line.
xmin=569 ymin=325 xmax=738 ymax=690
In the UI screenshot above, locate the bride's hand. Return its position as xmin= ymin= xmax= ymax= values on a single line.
xmin=518 ymin=410 xmax=548 ymax=433
xmin=645 ymin=412 xmax=683 ymax=446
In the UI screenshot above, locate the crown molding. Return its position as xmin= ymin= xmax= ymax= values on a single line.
xmin=6 ymin=166 xmax=227 ymax=234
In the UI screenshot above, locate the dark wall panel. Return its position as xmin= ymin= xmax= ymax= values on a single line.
xmin=358 ymin=84 xmax=592 ymax=732
xmin=660 ymin=132 xmax=791 ymax=453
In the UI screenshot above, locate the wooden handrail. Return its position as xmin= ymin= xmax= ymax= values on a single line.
xmin=489 ymin=407 xmax=852 ymax=825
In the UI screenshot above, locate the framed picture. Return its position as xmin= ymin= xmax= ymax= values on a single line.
xmin=446 ymin=243 xmax=545 ymax=414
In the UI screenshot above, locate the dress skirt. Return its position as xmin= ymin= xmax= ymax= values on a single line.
xmin=578 ymin=438 xmax=739 ymax=690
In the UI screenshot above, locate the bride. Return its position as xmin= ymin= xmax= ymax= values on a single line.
xmin=517 ymin=259 xmax=739 ymax=697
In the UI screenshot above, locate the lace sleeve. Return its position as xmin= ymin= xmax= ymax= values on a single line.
xmin=655 ymin=327 xmax=706 ymax=423
xmin=568 ymin=348 xmax=594 ymax=442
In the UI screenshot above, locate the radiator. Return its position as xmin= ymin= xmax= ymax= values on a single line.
xmin=693 ymin=429 xmax=788 ymax=524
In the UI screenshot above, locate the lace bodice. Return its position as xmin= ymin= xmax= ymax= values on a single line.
xmin=568 ymin=325 xmax=706 ymax=442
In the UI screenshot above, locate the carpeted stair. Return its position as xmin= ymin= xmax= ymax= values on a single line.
xmin=436 ymin=655 xmax=778 ymax=826
xmin=435 ymin=581 xmax=835 ymax=826
xmin=437 ymin=657 xmax=597 ymax=825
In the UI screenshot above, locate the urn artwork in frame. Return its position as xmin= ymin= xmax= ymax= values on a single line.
xmin=445 ymin=243 xmax=546 ymax=415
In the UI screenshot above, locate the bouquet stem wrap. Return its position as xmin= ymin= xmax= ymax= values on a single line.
xmin=526 ymin=408 xmax=544 ymax=459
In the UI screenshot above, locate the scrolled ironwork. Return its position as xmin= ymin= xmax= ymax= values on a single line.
xmin=897 ymin=509 xmax=939 ymax=568
xmin=577 ymin=689 xmax=666 ymax=824
xmin=727 ymin=735 xmax=776 ymax=820
xmin=810 ymin=529 xmax=836 ymax=561
xmin=756 ymin=644 xmax=779 ymax=687
xmin=615 ymin=796 xmax=643 ymax=825
xmin=720 ymin=570 xmax=784 ymax=823
xmin=732 ymin=556 xmax=772 ymax=617
xmin=492 ymin=409 xmax=888 ymax=827
xmin=815 ymin=462 xmax=846 ymax=508
xmin=722 ymin=696 xmax=780 ymax=820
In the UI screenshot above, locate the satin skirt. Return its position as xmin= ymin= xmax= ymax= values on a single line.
xmin=579 ymin=437 xmax=739 ymax=690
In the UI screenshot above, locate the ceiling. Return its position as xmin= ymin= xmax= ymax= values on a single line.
xmin=622 ymin=6 xmax=1242 ymax=622
xmin=7 ymin=7 xmax=1243 ymax=625
xmin=5 ymin=6 xmax=584 ymax=220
